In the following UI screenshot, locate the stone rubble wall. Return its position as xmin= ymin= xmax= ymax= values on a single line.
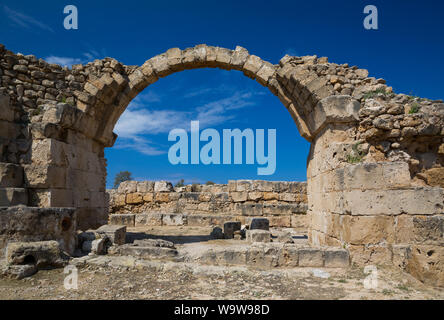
xmin=107 ymin=180 xmax=308 ymax=232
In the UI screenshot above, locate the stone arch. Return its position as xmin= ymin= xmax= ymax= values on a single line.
xmin=78 ymin=45 xmax=324 ymax=147
xmin=1 ymin=43 xmax=443 ymax=285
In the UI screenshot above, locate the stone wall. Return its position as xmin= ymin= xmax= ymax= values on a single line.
xmin=107 ymin=180 xmax=308 ymax=232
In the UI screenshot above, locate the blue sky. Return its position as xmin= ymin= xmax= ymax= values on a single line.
xmin=1 ymin=0 xmax=443 ymax=187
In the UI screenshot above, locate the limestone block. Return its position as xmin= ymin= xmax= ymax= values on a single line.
xmin=256 ymin=62 xmax=276 ymax=86
xmin=343 ymin=161 xmax=411 ymax=191
xmin=262 ymin=203 xmax=302 ymax=215
xmin=0 ymin=94 xmax=14 ymax=122
xmin=186 ymin=214 xmax=212 ymax=226
xmin=298 ymin=248 xmax=324 ymax=267
xmin=162 ymin=214 xmax=186 ymax=226
xmin=290 ymin=214 xmax=308 ymax=230
xmin=165 ymin=47 xmax=182 ymax=69
xmin=395 ymin=215 xmax=444 ymax=244
xmin=126 ymin=192 xmax=143 ymax=204
xmin=117 ymin=180 xmax=137 ymax=193
xmin=28 ymin=188 xmax=73 ymax=207
xmin=210 ymin=227 xmax=224 ymax=239
xmin=128 ymin=69 xmax=148 ymax=92
xmin=231 ymin=191 xmax=248 ymax=202
xmin=230 ymin=46 xmax=249 ymax=70
xmin=309 ymin=95 xmax=360 ymax=135
xmin=273 ymin=231 xmax=294 ymax=243
xmin=24 ymin=164 xmax=67 ymax=189
xmin=135 ymin=213 xmax=163 ymax=227
xmin=0 ymin=163 xmax=23 ymax=187
xmin=224 ymin=221 xmax=241 ymax=239
xmin=247 ymin=191 xmax=263 ymax=201
xmin=6 ymin=241 xmax=67 ymax=268
xmin=324 ymin=249 xmax=349 ymax=267
xmin=256 ymin=180 xmax=274 ymax=192
xmin=234 ymin=203 xmax=263 ymax=216
xmin=344 ymin=187 xmax=444 ymax=216
xmin=148 ymin=54 xmax=171 ymax=78
xmin=0 ymin=207 xmax=76 ymax=256
xmin=82 ymin=238 xmax=108 ymax=255
xmin=263 ymin=192 xmax=279 ymax=201
xmin=341 ymin=215 xmax=395 ymax=245
xmin=215 ymin=47 xmax=232 ymax=69
xmin=139 ymin=62 xmax=158 ymax=84
xmin=246 ymin=229 xmax=271 ymax=243
xmin=279 ymin=193 xmax=297 ymax=202
xmin=405 ymin=244 xmax=444 ymax=287
xmin=243 ymin=55 xmax=264 ymax=79
xmin=143 ymin=193 xmax=154 ymax=202
xmin=154 ymin=181 xmax=173 ymax=192
xmin=0 ymin=188 xmax=28 ymax=206
xmin=155 ymin=192 xmax=170 ymax=203
xmin=109 ymin=214 xmax=135 ymax=227
xmin=95 ymin=225 xmax=126 ymax=245
xmin=137 ymin=181 xmax=154 ymax=193
xmin=236 ymin=180 xmax=252 ymax=192
xmin=269 ymin=215 xmax=292 ymax=228
xmin=250 ymin=218 xmax=269 ymax=230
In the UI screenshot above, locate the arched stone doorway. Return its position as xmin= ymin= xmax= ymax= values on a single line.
xmin=0 ymin=44 xmax=442 ymax=284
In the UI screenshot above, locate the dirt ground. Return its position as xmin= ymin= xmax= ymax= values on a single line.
xmin=0 ymin=260 xmax=443 ymax=300
xmin=0 ymin=226 xmax=443 ymax=300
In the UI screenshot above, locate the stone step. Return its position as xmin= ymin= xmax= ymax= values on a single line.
xmin=0 ymin=163 xmax=23 ymax=188
xmin=185 ymin=243 xmax=350 ymax=268
xmin=0 ymin=187 xmax=28 ymax=206
xmin=110 ymin=239 xmax=178 ymax=259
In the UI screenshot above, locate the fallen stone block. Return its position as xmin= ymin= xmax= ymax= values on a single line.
xmin=250 ymin=218 xmax=269 ymax=231
xmin=82 ymin=237 xmax=110 ymax=255
xmin=224 ymin=221 xmax=241 ymax=239
xmin=210 ymin=227 xmax=224 ymax=239
xmin=246 ymin=229 xmax=271 ymax=243
xmin=133 ymin=239 xmax=175 ymax=249
xmin=116 ymin=245 xmax=178 ymax=259
xmin=6 ymin=241 xmax=68 ymax=268
xmin=2 ymin=264 xmax=37 ymax=280
xmin=95 ymin=225 xmax=126 ymax=245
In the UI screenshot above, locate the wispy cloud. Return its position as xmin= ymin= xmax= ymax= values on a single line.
xmin=45 ymin=56 xmax=83 ymax=66
xmin=44 ymin=50 xmax=105 ymax=67
xmin=114 ymin=90 xmax=263 ymax=156
xmin=3 ymin=5 xmax=54 ymax=33
xmin=283 ymin=48 xmax=300 ymax=57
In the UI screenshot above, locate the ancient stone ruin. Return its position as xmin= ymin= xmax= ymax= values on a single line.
xmin=0 ymin=43 xmax=443 ymax=286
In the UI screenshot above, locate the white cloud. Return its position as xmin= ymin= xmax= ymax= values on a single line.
xmin=44 ymin=50 xmax=104 ymax=68
xmin=45 ymin=56 xmax=83 ymax=67
xmin=3 ymin=5 xmax=54 ymax=33
xmin=114 ymin=89 xmax=263 ymax=156
xmin=284 ymin=48 xmax=300 ymax=57
xmin=113 ymin=136 xmax=165 ymax=156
